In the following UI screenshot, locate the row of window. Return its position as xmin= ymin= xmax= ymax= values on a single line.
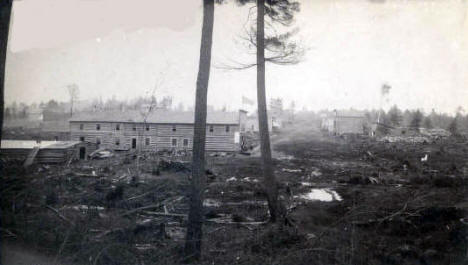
xmin=79 ymin=123 xmax=231 ymax=133
xmin=81 ymin=137 xmax=189 ymax=147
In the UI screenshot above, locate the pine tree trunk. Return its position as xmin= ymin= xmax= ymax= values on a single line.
xmin=184 ymin=0 xmax=214 ymax=261
xmin=0 ymin=1 xmax=12 ymax=263
xmin=0 ymin=0 xmax=12 ymax=144
xmin=257 ymin=0 xmax=279 ymax=222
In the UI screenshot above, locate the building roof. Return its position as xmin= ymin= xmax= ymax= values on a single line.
xmin=69 ymin=110 xmax=240 ymax=125
xmin=41 ymin=120 xmax=71 ymax=132
xmin=335 ymin=115 xmax=365 ymax=119
xmin=1 ymin=140 xmax=82 ymax=150
xmin=327 ymin=110 xmax=365 ymax=118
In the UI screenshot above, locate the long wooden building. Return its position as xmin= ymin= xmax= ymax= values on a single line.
xmin=69 ymin=110 xmax=248 ymax=152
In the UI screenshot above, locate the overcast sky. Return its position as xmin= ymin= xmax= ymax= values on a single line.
xmin=4 ymin=0 xmax=468 ymax=114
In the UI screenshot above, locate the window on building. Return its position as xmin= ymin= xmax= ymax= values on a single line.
xmin=172 ymin=138 xmax=177 ymax=147
xmin=115 ymin=139 xmax=120 ymax=146
xmin=80 ymin=124 xmax=84 ymax=130
xmin=146 ymin=125 xmax=150 ymax=131
xmin=145 ymin=137 xmax=150 ymax=146
xmin=116 ymin=124 xmax=120 ymax=131
xmin=172 ymin=125 xmax=177 ymax=132
xmin=96 ymin=137 xmax=101 ymax=145
xmin=183 ymin=139 xmax=189 ymax=147
xmin=96 ymin=124 xmax=100 ymax=130
xmin=226 ymin=125 xmax=230 ymax=133
xmin=133 ymin=124 xmax=137 ymax=131
xmin=79 ymin=136 xmax=85 ymax=142
xmin=209 ymin=125 xmax=214 ymax=133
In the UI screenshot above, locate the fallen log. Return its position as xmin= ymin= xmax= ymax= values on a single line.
xmin=0 ymin=228 xmax=17 ymax=238
xmin=73 ymin=172 xmax=98 ymax=178
xmin=143 ymin=211 xmax=187 ymax=218
xmin=206 ymin=219 xmax=267 ymax=225
xmin=125 ymin=191 xmax=152 ymax=202
xmin=120 ymin=196 xmax=183 ymax=217
xmin=45 ymin=205 xmax=74 ymax=225
xmin=95 ymin=228 xmax=125 ymax=239
xmin=139 ymin=211 xmax=267 ymax=226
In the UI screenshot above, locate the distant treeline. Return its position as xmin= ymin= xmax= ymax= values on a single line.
xmin=369 ymin=106 xmax=468 ymax=135
xmin=294 ymin=105 xmax=468 ymax=135
xmin=3 ymin=95 xmax=179 ymax=120
xmin=4 ymin=98 xmax=468 ymax=135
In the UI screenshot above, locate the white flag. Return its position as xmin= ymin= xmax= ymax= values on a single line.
xmin=381 ymin=84 xmax=391 ymax=96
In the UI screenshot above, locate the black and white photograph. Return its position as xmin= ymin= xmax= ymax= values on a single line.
xmin=0 ymin=0 xmax=467 ymax=264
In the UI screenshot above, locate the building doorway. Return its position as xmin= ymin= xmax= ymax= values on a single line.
xmin=132 ymin=138 xmax=137 ymax=149
xmin=79 ymin=147 xmax=86 ymax=159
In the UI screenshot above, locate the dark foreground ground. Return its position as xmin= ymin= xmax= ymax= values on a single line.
xmin=1 ymin=130 xmax=468 ymax=265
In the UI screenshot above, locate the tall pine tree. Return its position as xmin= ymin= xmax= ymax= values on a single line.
xmin=184 ymin=0 xmax=215 ymax=261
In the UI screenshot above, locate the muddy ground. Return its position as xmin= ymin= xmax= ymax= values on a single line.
xmin=1 ymin=129 xmax=468 ymax=265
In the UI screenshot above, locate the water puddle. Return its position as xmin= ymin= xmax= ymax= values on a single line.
xmin=203 ymin=198 xmax=266 ymax=207
xmin=296 ymin=188 xmax=342 ymax=202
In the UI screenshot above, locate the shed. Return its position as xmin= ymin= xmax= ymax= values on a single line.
xmin=322 ymin=111 xmax=367 ymax=135
xmin=1 ymin=140 xmax=98 ymax=164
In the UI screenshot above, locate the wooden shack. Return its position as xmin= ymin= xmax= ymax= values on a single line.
xmin=1 ymin=140 xmax=98 ymax=164
xmin=321 ymin=110 xmax=367 ymax=135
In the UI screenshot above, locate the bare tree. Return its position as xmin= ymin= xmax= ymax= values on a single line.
xmin=223 ymin=0 xmax=302 ymax=222
xmin=0 ymin=0 xmax=11 ymax=142
xmin=67 ymin=84 xmax=79 ymax=117
xmin=184 ymin=0 xmax=215 ymax=261
xmin=256 ymin=0 xmax=280 ymax=222
xmin=218 ymin=1 xmax=303 ymax=70
xmin=135 ymin=78 xmax=164 ymax=178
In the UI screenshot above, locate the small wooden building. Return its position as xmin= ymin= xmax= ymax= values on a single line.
xmin=1 ymin=140 xmax=98 ymax=164
xmin=321 ymin=111 xmax=367 ymax=135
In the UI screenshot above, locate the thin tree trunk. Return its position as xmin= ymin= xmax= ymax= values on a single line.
xmin=257 ymin=0 xmax=279 ymax=222
xmin=0 ymin=1 xmax=12 ymax=263
xmin=184 ymin=0 xmax=214 ymax=261
xmin=0 ymin=0 xmax=12 ymax=144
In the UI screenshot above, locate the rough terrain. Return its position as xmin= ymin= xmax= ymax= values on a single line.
xmin=1 ymin=127 xmax=467 ymax=265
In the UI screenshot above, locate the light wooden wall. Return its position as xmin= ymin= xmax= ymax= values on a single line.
xmin=70 ymin=121 xmax=239 ymax=152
